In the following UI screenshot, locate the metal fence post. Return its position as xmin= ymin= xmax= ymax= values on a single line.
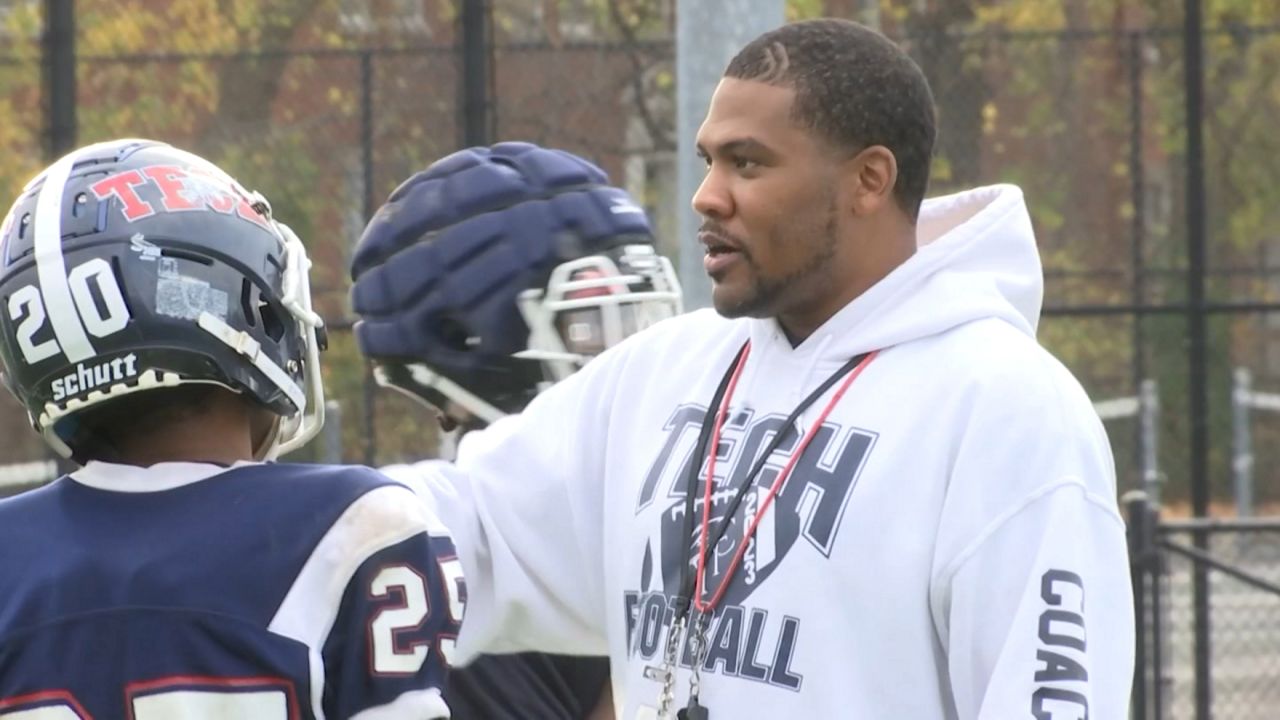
xmin=1231 ymin=367 xmax=1253 ymax=519
xmin=1140 ymin=379 xmax=1160 ymax=503
xmin=1128 ymin=31 xmax=1148 ymax=497
xmin=1125 ymin=490 xmax=1153 ymax=720
xmin=1182 ymin=0 xmax=1211 ymax=715
xmin=42 ymin=0 xmax=76 ymax=476
xmin=1151 ymin=535 xmax=1166 ymax=720
xmin=459 ymin=0 xmax=493 ymax=147
xmin=42 ymin=0 xmax=75 ymax=160
xmin=360 ymin=49 xmax=378 ymax=466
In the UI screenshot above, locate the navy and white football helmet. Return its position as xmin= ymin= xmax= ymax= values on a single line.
xmin=350 ymin=141 xmax=681 ymax=427
xmin=0 ymin=138 xmax=326 ymax=461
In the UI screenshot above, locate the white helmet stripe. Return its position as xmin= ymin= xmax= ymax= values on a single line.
xmin=33 ymin=148 xmax=95 ymax=362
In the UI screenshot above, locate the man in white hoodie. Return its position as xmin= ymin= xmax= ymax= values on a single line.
xmin=351 ymin=18 xmax=1135 ymax=720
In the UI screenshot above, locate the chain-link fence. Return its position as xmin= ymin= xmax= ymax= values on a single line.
xmin=0 ymin=43 xmax=467 ymax=474
xmin=1161 ymin=531 xmax=1280 ymax=719
xmin=3 ymin=14 xmax=1277 ymax=507
xmin=1130 ymin=493 xmax=1280 ymax=719
xmin=0 ymin=1 xmax=1279 ymax=715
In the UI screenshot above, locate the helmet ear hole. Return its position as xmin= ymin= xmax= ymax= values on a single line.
xmin=259 ymin=301 xmax=285 ymax=342
xmin=241 ymin=281 xmax=284 ymax=342
xmin=240 ymin=279 xmax=257 ymax=328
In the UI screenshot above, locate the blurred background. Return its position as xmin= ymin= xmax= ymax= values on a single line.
xmin=0 ymin=1 xmax=1276 ymax=717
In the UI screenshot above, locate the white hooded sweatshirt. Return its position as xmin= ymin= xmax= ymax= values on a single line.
xmin=409 ymin=184 xmax=1135 ymax=719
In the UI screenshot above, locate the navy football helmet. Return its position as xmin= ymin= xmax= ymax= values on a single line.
xmin=351 ymin=141 xmax=681 ymax=426
xmin=0 ymin=139 xmax=326 ymax=461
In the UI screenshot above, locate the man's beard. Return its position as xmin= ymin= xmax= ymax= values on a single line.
xmin=715 ymin=200 xmax=839 ymax=320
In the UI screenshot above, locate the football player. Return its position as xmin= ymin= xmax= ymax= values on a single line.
xmin=354 ymin=141 xmax=682 ymax=720
xmin=0 ymin=139 xmax=461 ymax=719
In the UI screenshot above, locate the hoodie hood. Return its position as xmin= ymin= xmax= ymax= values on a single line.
xmin=749 ymin=184 xmax=1042 ymax=359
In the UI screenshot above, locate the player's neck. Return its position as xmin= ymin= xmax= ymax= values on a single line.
xmin=113 ymin=436 xmax=252 ymax=468
xmin=112 ymin=401 xmax=256 ymax=468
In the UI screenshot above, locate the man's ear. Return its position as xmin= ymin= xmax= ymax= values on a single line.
xmin=843 ymin=145 xmax=899 ymax=217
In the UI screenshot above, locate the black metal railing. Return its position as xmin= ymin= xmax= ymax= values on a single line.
xmin=1128 ymin=492 xmax=1280 ymax=719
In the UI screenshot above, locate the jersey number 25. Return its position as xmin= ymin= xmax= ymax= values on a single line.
xmin=369 ymin=557 xmax=465 ymax=673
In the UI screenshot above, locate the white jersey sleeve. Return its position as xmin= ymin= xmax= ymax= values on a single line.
xmin=930 ymin=360 xmax=1135 ymax=719
xmin=405 ymin=346 xmax=631 ymax=664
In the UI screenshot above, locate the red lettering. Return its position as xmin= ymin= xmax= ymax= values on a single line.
xmin=206 ymin=192 xmax=235 ymax=214
xmin=186 ymin=168 xmax=237 ymax=215
xmin=89 ymin=165 xmax=274 ymax=233
xmin=90 ymin=170 xmax=154 ymax=221
xmin=141 ymin=165 xmax=199 ymax=212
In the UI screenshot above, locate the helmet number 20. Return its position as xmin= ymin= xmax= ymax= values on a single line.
xmin=7 ymin=258 xmax=131 ymax=365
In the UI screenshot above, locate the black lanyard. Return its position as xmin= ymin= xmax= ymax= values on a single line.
xmin=672 ymin=341 xmax=871 ymax=622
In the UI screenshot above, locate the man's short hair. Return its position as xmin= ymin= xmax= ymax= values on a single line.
xmin=725 ymin=18 xmax=937 ymax=219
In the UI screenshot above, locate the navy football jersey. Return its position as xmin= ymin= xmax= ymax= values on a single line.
xmin=446 ymin=653 xmax=610 ymax=720
xmin=0 ymin=461 xmax=464 ymax=720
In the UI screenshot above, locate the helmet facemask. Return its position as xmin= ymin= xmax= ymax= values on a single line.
xmin=516 ymin=244 xmax=683 ymax=382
